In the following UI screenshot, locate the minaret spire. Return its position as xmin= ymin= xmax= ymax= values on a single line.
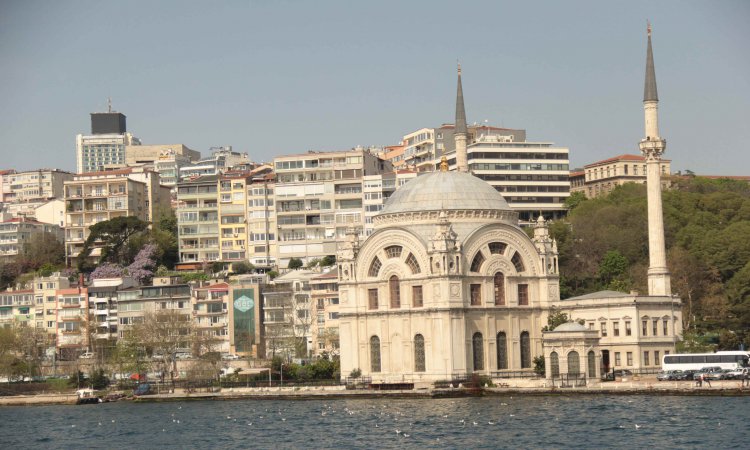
xmin=638 ymin=23 xmax=671 ymax=296
xmin=454 ymin=62 xmax=469 ymax=172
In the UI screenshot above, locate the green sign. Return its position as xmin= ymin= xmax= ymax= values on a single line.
xmin=233 ymin=288 xmax=255 ymax=353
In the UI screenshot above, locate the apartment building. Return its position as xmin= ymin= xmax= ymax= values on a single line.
xmin=0 ymin=218 xmax=63 ymax=261
xmin=273 ymin=149 xmax=391 ymax=267
xmin=87 ymin=277 xmax=137 ymax=348
xmin=192 ymin=282 xmax=231 ymax=354
xmin=178 ymin=146 xmax=249 ymax=181
xmin=218 ymin=174 xmax=249 ymax=267
xmin=246 ymin=174 xmax=277 ymax=269
xmin=571 ymin=154 xmax=672 ymax=199
xmin=64 ymin=170 xmax=148 ymax=266
xmin=0 ymin=288 xmax=34 ymax=328
xmin=0 ymin=170 xmax=15 ymax=203
xmin=55 ymin=286 xmax=89 ymax=360
xmin=362 ymin=170 xmax=417 ymax=237
xmin=310 ymin=270 xmax=340 ymax=356
xmin=175 ymin=175 xmax=220 ymax=268
xmin=116 ymin=283 xmax=192 ymax=349
xmin=1 ymin=169 xmax=74 ymax=204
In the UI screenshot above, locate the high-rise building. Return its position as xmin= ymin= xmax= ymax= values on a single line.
xmin=178 ymin=146 xmax=249 ymax=181
xmin=246 ymin=172 xmax=277 ymax=269
xmin=76 ymin=110 xmax=141 ymax=174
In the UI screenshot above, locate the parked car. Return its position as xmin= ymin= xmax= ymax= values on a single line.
xmin=706 ymin=369 xmax=734 ymax=381
xmin=676 ymin=370 xmax=696 ymax=381
xmin=725 ymin=367 xmax=749 ymax=380
xmin=79 ymin=352 xmax=94 ymax=359
xmin=657 ymin=370 xmax=683 ymax=381
xmin=613 ymin=369 xmax=633 ymax=378
xmin=693 ymin=366 xmax=722 ymax=380
xmin=221 ymin=354 xmax=240 ymax=361
xmin=175 ymin=353 xmax=192 ymax=360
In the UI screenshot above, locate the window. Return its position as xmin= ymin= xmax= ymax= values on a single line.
xmin=511 ymin=252 xmax=525 ymax=272
xmin=644 ymin=351 xmax=650 ymax=366
xmin=626 ymin=352 xmax=633 ymax=366
xmin=517 ymin=284 xmax=528 ymax=306
xmin=568 ymin=351 xmax=580 ymax=376
xmin=488 ymin=242 xmax=507 ymax=255
xmin=368 ymin=289 xmax=378 ymax=310
xmin=613 ymin=321 xmax=620 ymax=336
xmin=663 ymin=319 xmax=669 ymax=336
xmin=588 ymin=351 xmax=596 ymax=378
xmin=405 ymin=253 xmax=421 ymax=274
xmin=614 ymin=352 xmax=621 ymax=366
xmin=412 ymin=285 xmax=423 ymax=308
xmin=368 ymin=257 xmax=381 ymax=277
xmin=470 ymin=284 xmax=481 ymax=306
xmin=496 ymin=332 xmax=508 ymax=370
xmin=389 ymin=276 xmax=400 ymax=308
xmin=472 ymin=332 xmax=484 ymax=371
xmin=384 ymin=245 xmax=402 ymax=259
xmin=642 ymin=320 xmax=648 ymax=336
xmin=625 ymin=321 xmax=632 ymax=336
xmin=414 ymin=334 xmax=425 ymax=372
xmin=520 ymin=331 xmax=531 ymax=369
xmin=550 ymin=352 xmax=560 ymax=377
xmin=654 ymin=351 xmax=660 ymax=366
xmin=494 ymin=272 xmax=505 ymax=305
xmin=470 ymin=252 xmax=485 ymax=272
xmin=600 ymin=322 xmax=607 ymax=337
xmin=653 ymin=319 xmax=658 ymax=336
xmin=370 ymin=336 xmax=381 ymax=372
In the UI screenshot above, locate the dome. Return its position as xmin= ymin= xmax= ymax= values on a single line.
xmin=380 ymin=171 xmax=511 ymax=215
xmin=552 ymin=322 xmax=589 ymax=332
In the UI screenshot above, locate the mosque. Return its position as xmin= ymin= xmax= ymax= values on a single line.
xmin=337 ymin=26 xmax=682 ymax=384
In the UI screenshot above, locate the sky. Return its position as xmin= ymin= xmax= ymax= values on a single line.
xmin=1 ymin=0 xmax=748 ymax=175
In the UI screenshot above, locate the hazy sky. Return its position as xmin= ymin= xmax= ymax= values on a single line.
xmin=1 ymin=0 xmax=748 ymax=175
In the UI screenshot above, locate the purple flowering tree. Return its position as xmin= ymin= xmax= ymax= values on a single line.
xmin=90 ymin=263 xmax=125 ymax=279
xmin=127 ymin=244 xmax=158 ymax=285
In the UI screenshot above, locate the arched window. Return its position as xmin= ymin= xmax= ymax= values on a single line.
xmin=384 ymin=245 xmax=402 ymax=259
xmin=414 ymin=334 xmax=425 ymax=372
xmin=488 ymin=242 xmax=507 ymax=255
xmin=470 ymin=252 xmax=485 ymax=272
xmin=520 ymin=331 xmax=531 ymax=369
xmin=370 ymin=336 xmax=381 ymax=373
xmin=511 ymin=252 xmax=525 ymax=273
xmin=472 ymin=332 xmax=484 ymax=371
xmin=389 ymin=275 xmax=400 ymax=308
xmin=494 ymin=272 xmax=505 ymax=305
xmin=550 ymin=351 xmax=560 ymax=377
xmin=496 ymin=332 xmax=507 ymax=370
xmin=405 ymin=253 xmax=421 ymax=274
xmin=588 ymin=351 xmax=596 ymax=378
xmin=568 ymin=351 xmax=580 ymax=376
xmin=368 ymin=257 xmax=382 ymax=277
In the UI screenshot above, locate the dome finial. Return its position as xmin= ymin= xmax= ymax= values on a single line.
xmin=647 ymin=20 xmax=651 ymax=37
xmin=440 ymin=156 xmax=449 ymax=172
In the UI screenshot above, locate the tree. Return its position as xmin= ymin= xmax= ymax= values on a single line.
xmin=542 ymin=308 xmax=575 ymax=332
xmin=231 ymin=261 xmax=254 ymax=275
xmin=598 ymin=250 xmax=630 ymax=291
xmin=532 ymin=356 xmax=545 ymax=376
xmin=17 ymin=232 xmax=65 ymax=272
xmin=126 ymin=244 xmax=158 ymax=284
xmin=564 ymin=191 xmax=587 ymax=210
xmin=127 ymin=310 xmax=194 ymax=385
xmin=320 ymin=255 xmax=336 ymax=267
xmin=91 ymin=263 xmax=125 ymax=280
xmin=288 ymin=258 xmax=303 ymax=270
xmin=78 ymin=216 xmax=149 ymax=272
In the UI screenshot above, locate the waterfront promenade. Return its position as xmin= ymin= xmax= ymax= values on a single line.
xmin=2 ymin=378 xmax=749 ymax=406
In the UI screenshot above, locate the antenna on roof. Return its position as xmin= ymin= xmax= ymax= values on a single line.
xmin=107 ymin=97 xmax=112 ymax=113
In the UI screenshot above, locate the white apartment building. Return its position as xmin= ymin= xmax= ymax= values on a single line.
xmin=362 ymin=170 xmax=417 ymax=237
xmin=247 ymin=174 xmax=277 ymax=269
xmin=273 ymin=149 xmax=391 ymax=268
xmin=178 ymin=146 xmax=249 ymax=181
xmin=1 ymin=169 xmax=74 ymax=204
xmin=176 ymin=175 xmax=220 ymax=267
xmin=0 ymin=218 xmax=63 ymax=260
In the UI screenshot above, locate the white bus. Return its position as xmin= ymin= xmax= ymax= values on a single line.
xmin=661 ymin=351 xmax=750 ymax=372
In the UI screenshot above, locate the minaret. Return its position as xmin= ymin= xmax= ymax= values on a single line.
xmin=454 ymin=63 xmax=469 ymax=172
xmin=639 ymin=23 xmax=671 ymax=296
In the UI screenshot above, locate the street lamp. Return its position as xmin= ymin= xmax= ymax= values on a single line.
xmin=280 ymin=363 xmax=285 ymax=389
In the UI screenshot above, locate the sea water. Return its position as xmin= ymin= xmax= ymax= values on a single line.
xmin=1 ymin=395 xmax=748 ymax=449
